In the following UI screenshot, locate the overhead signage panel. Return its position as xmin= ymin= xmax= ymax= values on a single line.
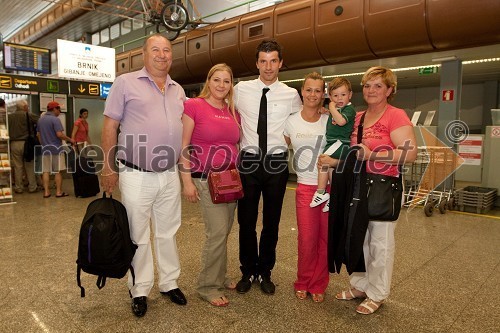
xmin=418 ymin=67 xmax=438 ymax=75
xmin=3 ymin=42 xmax=51 ymax=75
xmin=57 ymin=39 xmax=115 ymax=83
xmin=0 ymin=73 xmax=69 ymax=94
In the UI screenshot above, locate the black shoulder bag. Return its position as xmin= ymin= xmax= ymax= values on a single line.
xmin=358 ymin=112 xmax=403 ymax=221
xmin=23 ymin=113 xmax=40 ymax=162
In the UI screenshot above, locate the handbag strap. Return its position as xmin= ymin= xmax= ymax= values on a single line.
xmin=357 ymin=112 xmax=366 ymax=144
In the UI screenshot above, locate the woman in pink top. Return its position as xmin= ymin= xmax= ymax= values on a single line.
xmin=334 ymin=67 xmax=417 ymax=314
xmin=180 ymin=63 xmax=240 ymax=307
xmin=71 ymin=108 xmax=91 ymax=153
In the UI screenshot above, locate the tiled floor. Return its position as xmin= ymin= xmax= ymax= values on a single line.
xmin=1 ymin=180 xmax=499 ymax=332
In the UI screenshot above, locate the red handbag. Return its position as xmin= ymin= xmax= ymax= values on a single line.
xmin=207 ymin=168 xmax=244 ymax=204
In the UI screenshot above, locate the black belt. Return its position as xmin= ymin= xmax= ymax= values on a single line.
xmin=118 ymin=159 xmax=153 ymax=172
xmin=241 ymin=150 xmax=288 ymax=160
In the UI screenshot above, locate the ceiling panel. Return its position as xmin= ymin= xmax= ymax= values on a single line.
xmin=1 ymin=0 xmax=499 ymax=91
xmin=0 ymin=0 xmax=57 ymax=40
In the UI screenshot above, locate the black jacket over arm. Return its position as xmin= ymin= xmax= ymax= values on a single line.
xmin=328 ymin=148 xmax=369 ymax=275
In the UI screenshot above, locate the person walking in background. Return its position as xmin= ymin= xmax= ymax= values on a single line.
xmin=333 ymin=66 xmax=417 ymax=315
xmin=101 ymin=34 xmax=187 ymax=318
xmin=8 ymin=99 xmax=39 ymax=194
xmin=180 ymin=63 xmax=240 ymax=307
xmin=37 ymin=101 xmax=74 ymax=198
xmin=284 ymin=72 xmax=330 ymax=303
xmin=310 ymin=77 xmax=355 ymax=212
xmin=234 ymin=39 xmax=302 ymax=295
xmin=71 ymin=108 xmax=91 ymax=155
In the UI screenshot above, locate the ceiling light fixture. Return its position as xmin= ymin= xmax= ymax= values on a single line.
xmin=431 ymin=56 xmax=458 ymax=62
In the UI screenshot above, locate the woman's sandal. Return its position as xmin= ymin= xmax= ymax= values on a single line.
xmin=335 ymin=288 xmax=366 ymax=301
xmin=312 ymin=293 xmax=325 ymax=303
xmin=295 ymin=290 xmax=308 ymax=300
xmin=209 ymin=296 xmax=229 ymax=307
xmin=356 ymin=298 xmax=383 ymax=315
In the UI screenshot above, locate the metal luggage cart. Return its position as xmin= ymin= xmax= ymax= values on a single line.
xmin=404 ymin=146 xmax=458 ymax=216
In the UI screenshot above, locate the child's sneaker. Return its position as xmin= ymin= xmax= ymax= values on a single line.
xmin=310 ymin=192 xmax=330 ymax=207
xmin=322 ymin=199 xmax=330 ymax=213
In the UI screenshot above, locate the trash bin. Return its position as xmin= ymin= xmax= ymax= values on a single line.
xmin=492 ymin=109 xmax=500 ymax=125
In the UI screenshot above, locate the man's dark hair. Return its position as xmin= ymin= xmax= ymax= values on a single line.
xmin=255 ymin=39 xmax=282 ymax=61
xmin=80 ymin=108 xmax=89 ymax=116
xmin=0 ymin=98 xmax=5 ymax=108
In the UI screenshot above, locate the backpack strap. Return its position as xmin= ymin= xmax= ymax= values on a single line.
xmin=96 ymin=275 xmax=107 ymax=289
xmin=77 ymin=265 xmax=86 ymax=297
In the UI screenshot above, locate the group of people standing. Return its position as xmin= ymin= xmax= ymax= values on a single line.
xmin=7 ymin=95 xmax=92 ymax=199
xmin=100 ymin=33 xmax=416 ymax=317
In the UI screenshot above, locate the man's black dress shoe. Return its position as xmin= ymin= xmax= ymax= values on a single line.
xmin=259 ymin=275 xmax=275 ymax=295
xmin=161 ymin=288 xmax=187 ymax=305
xmin=131 ymin=296 xmax=147 ymax=317
xmin=236 ymin=275 xmax=255 ymax=294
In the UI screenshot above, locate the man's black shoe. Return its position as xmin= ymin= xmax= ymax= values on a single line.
xmin=131 ymin=296 xmax=147 ymax=317
xmin=236 ymin=275 xmax=255 ymax=294
xmin=259 ymin=275 xmax=275 ymax=295
xmin=160 ymin=288 xmax=187 ymax=305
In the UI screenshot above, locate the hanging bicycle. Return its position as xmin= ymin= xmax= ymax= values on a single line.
xmin=44 ymin=0 xmax=196 ymax=41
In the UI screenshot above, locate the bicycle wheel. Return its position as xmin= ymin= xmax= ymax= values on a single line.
xmin=156 ymin=24 xmax=180 ymax=41
xmin=160 ymin=1 xmax=189 ymax=32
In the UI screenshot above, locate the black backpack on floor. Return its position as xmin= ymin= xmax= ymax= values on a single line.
xmin=76 ymin=193 xmax=137 ymax=297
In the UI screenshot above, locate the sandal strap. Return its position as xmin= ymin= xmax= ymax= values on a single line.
xmin=337 ymin=288 xmax=357 ymax=300
xmin=357 ymin=299 xmax=381 ymax=314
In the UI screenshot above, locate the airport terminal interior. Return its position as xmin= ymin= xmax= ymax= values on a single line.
xmin=0 ymin=0 xmax=499 ymax=332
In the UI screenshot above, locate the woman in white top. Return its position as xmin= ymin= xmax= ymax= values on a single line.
xmin=284 ymin=72 xmax=329 ymax=303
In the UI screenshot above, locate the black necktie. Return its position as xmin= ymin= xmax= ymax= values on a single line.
xmin=257 ymin=87 xmax=270 ymax=158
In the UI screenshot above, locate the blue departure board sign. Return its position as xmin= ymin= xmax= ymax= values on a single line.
xmin=3 ymin=42 xmax=51 ymax=74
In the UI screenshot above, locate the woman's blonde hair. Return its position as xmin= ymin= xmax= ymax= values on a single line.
xmin=198 ymin=63 xmax=236 ymax=120
xmin=301 ymin=71 xmax=325 ymax=90
xmin=361 ymin=66 xmax=397 ymax=101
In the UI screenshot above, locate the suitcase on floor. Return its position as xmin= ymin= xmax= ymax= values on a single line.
xmin=69 ymin=149 xmax=100 ymax=198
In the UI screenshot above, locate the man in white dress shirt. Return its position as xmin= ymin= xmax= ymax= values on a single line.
xmin=233 ymin=39 xmax=302 ymax=295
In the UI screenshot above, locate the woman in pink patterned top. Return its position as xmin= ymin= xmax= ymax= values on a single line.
xmin=334 ymin=66 xmax=417 ymax=315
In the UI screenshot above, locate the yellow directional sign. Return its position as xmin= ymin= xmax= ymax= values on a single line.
xmin=70 ymin=81 xmax=101 ymax=96
xmin=0 ymin=76 xmax=13 ymax=89
xmin=0 ymin=74 xmax=68 ymax=93
xmin=89 ymin=84 xmax=99 ymax=95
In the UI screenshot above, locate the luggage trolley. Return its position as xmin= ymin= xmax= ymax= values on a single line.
xmin=404 ymin=146 xmax=457 ymax=216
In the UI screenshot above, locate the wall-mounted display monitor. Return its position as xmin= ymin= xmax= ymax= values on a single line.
xmin=2 ymin=42 xmax=51 ymax=75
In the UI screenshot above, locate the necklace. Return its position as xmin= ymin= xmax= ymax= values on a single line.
xmin=207 ymin=98 xmax=225 ymax=111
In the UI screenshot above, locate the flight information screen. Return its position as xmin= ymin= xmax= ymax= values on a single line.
xmin=3 ymin=42 xmax=51 ymax=74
